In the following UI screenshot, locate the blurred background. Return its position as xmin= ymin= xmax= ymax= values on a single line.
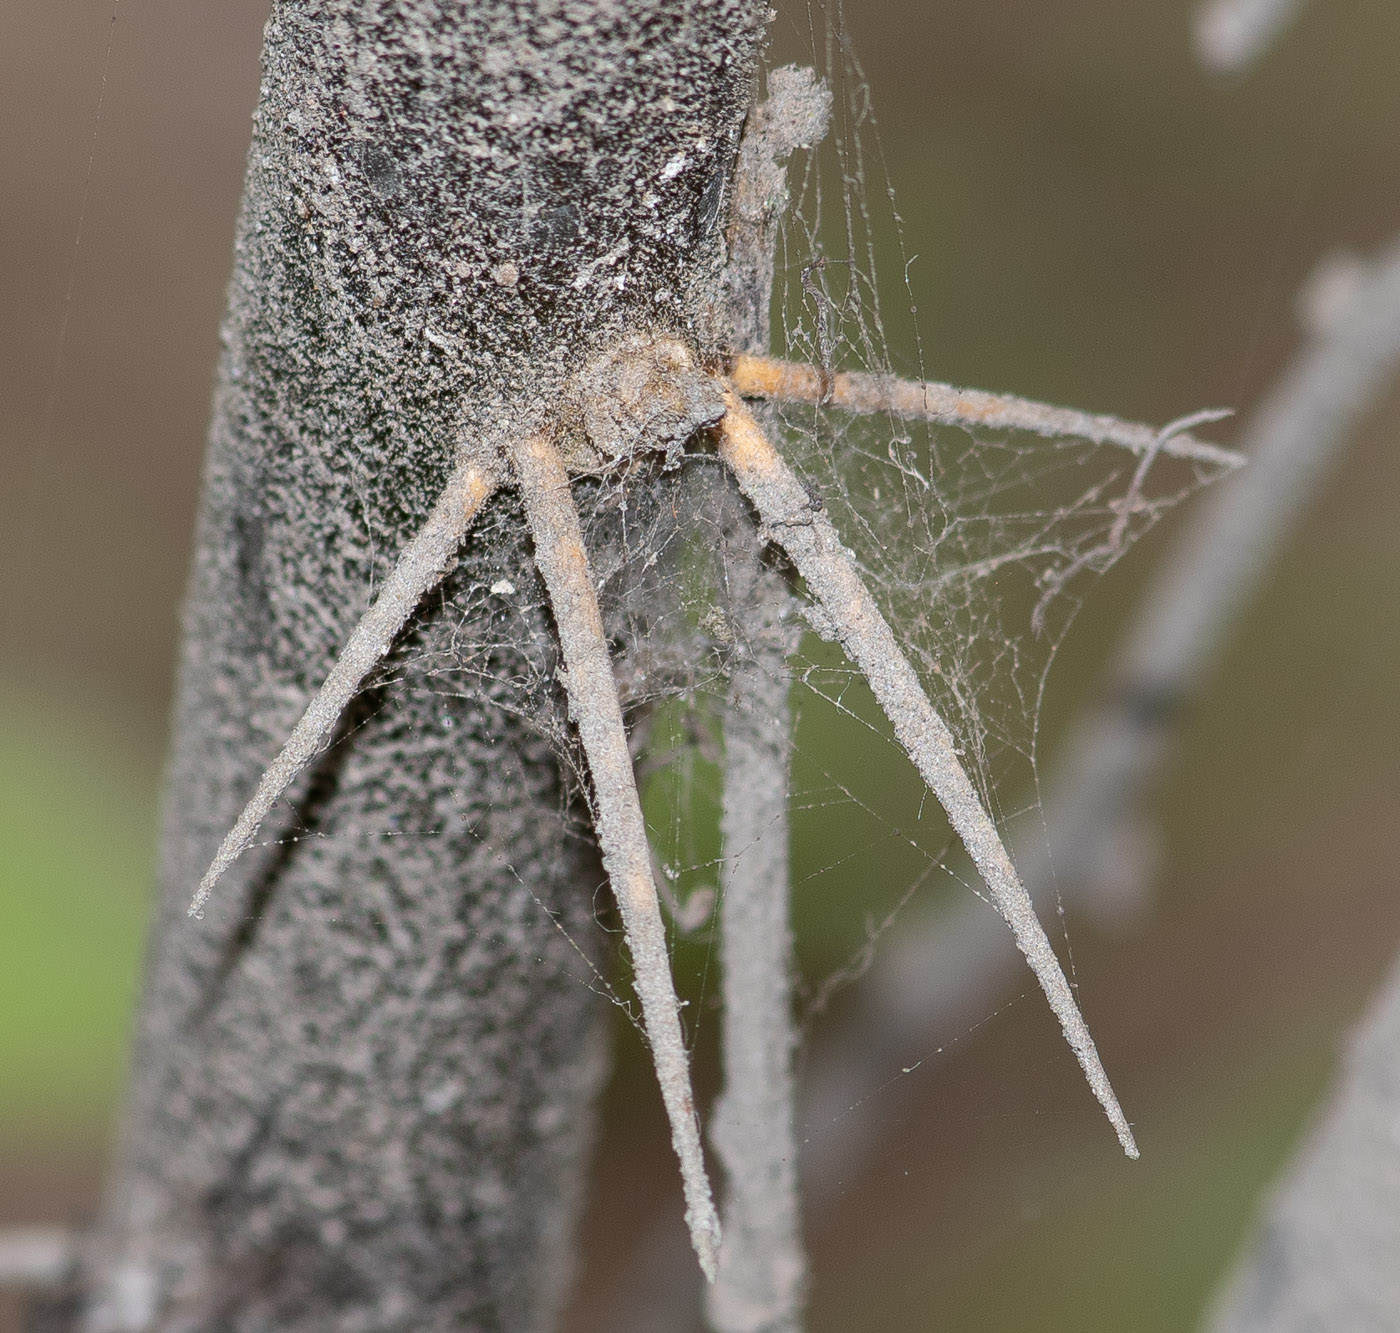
xmin=3 ymin=1 xmax=1399 ymax=1328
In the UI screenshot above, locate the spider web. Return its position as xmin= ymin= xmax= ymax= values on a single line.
xmin=257 ymin=2 xmax=1240 ymax=1063
xmin=232 ymin=0 xmax=1239 ymax=1018
xmin=608 ymin=2 xmax=1234 ymax=973
xmin=765 ymin=10 xmax=1225 ymax=819
xmin=538 ymin=15 xmax=1233 ymax=1299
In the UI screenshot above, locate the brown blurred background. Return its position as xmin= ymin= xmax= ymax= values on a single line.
xmin=3 ymin=1 xmax=1399 ymax=1329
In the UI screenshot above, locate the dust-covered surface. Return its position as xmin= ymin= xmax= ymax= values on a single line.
xmin=50 ymin=3 xmax=768 ymax=1330
xmin=707 ymin=524 xmax=806 ymax=1333
xmin=700 ymin=67 xmax=827 ymax=1333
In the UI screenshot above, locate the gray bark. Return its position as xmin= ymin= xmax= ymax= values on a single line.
xmin=41 ymin=3 xmax=766 ymax=1329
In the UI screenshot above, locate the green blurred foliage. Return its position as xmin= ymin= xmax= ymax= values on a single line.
xmin=0 ymin=688 xmax=153 ymax=1147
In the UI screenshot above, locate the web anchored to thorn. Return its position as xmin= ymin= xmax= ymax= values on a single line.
xmin=186 ymin=320 xmax=1242 ymax=1271
xmin=717 ymin=389 xmax=1141 ymax=1157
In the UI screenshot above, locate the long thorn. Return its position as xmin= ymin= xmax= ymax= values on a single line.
xmin=718 ymin=390 xmax=1139 ymax=1158
xmin=730 ymin=352 xmax=1240 ymax=470
xmin=188 ymin=458 xmax=498 ymax=919
xmin=510 ymin=432 xmax=722 ymax=1279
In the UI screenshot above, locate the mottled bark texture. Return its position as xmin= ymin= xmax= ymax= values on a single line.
xmin=45 ymin=3 xmax=766 ymax=1329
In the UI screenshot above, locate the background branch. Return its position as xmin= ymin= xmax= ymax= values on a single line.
xmin=1193 ymin=0 xmax=1310 ymax=72
xmin=1207 ymin=948 xmax=1400 ymax=1329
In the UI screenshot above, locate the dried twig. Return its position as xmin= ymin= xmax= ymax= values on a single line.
xmin=706 ymin=67 xmax=827 ymax=1329
xmin=1039 ymin=239 xmax=1400 ymax=918
xmin=803 ymin=236 xmax=1400 ymax=1195
xmin=1208 ymin=949 xmax=1400 ymax=1330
